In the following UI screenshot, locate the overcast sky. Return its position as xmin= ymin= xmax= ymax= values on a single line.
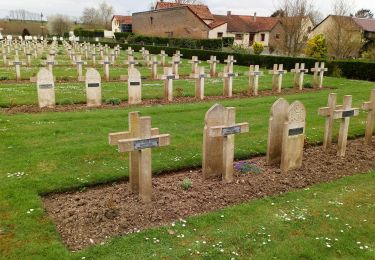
xmin=0 ymin=0 xmax=374 ymax=19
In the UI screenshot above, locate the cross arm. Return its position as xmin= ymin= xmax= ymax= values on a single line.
xmin=208 ymin=123 xmax=249 ymax=137
xmin=362 ymin=101 xmax=373 ymax=111
xmin=117 ymin=134 xmax=170 ymax=152
xmin=318 ymin=105 xmax=343 ymax=116
xmin=333 ymin=108 xmax=360 ymax=119
xmin=109 ymin=128 xmax=160 ymax=145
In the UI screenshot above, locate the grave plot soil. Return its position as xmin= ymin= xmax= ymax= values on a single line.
xmin=3 ymin=86 xmax=327 ymax=115
xmin=43 ymin=137 xmax=375 ymax=251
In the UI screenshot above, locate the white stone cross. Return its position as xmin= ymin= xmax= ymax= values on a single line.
xmin=224 ymin=55 xmax=237 ymax=72
xmin=269 ymin=64 xmax=287 ymax=93
xmin=150 ymin=55 xmax=161 ymax=80
xmin=124 ymin=55 xmax=139 ymax=69
xmin=188 ymin=56 xmax=201 ymax=74
xmin=291 ymin=63 xmax=309 ymax=90
xmin=9 ymin=57 xmax=25 ymax=81
xmin=190 ymin=66 xmax=210 ymax=100
xmin=246 ymin=65 xmax=263 ymax=96
xmin=73 ymin=55 xmax=87 ymax=80
xmin=311 ymin=62 xmax=328 ymax=89
xmin=100 ymin=56 xmax=112 ymax=81
xmin=170 ymin=56 xmax=182 ymax=76
xmin=318 ymin=93 xmax=343 ymax=150
xmin=220 ymin=66 xmax=239 ymax=97
xmin=108 ymin=112 xmax=170 ymax=202
xmin=159 ymin=67 xmax=179 ymax=101
xmin=207 ymin=55 xmax=220 ymax=77
xmin=159 ymin=50 xmax=168 ymax=66
xmin=333 ymin=95 xmax=360 ymax=157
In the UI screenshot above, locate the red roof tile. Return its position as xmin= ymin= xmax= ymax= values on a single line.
xmin=112 ymin=15 xmax=132 ymax=24
xmin=155 ymin=1 xmax=214 ymax=21
xmin=214 ymin=14 xmax=280 ymax=33
xmin=353 ymin=17 xmax=375 ymax=32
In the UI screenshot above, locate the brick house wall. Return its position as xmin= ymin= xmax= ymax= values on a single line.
xmin=132 ymin=7 xmax=210 ymax=39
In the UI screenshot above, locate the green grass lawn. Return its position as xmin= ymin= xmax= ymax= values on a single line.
xmin=0 ymin=48 xmax=374 ymax=259
xmin=0 ymin=49 xmax=335 ymax=107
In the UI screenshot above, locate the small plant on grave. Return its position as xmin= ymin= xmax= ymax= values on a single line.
xmin=40 ymin=55 xmax=47 ymax=60
xmin=181 ymin=178 xmax=193 ymax=190
xmin=105 ymin=97 xmax=121 ymax=105
xmin=176 ymin=87 xmax=184 ymax=97
xmin=59 ymin=98 xmax=74 ymax=105
xmin=303 ymin=82 xmax=313 ymax=89
xmin=234 ymin=161 xmax=262 ymax=175
xmin=0 ymin=76 xmax=9 ymax=81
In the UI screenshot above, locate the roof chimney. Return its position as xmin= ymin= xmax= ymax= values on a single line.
xmin=253 ymin=12 xmax=257 ymax=22
xmin=227 ymin=11 xmax=231 ymax=17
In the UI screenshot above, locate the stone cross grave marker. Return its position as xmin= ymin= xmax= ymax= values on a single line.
xmin=100 ymin=56 xmax=111 ymax=81
xmin=127 ymin=47 xmax=133 ymax=56
xmin=26 ymin=49 xmax=32 ymax=66
xmin=174 ymin=50 xmax=183 ymax=58
xmin=311 ymin=62 xmax=328 ymax=89
xmin=108 ymin=112 xmax=170 ymax=202
xmin=9 ymin=57 xmax=25 ymax=81
xmin=159 ymin=67 xmax=179 ymax=101
xmin=247 ymin=65 xmax=263 ymax=96
xmin=269 ymin=64 xmax=287 ymax=93
xmin=124 ymin=55 xmax=139 ymax=70
xmin=128 ymin=67 xmax=142 ymax=105
xmin=362 ymin=89 xmax=375 ymax=144
xmin=74 ymin=55 xmax=87 ymax=81
xmin=190 ymin=66 xmax=209 ymax=100
xmin=2 ymin=49 xmax=7 ymax=65
xmin=170 ymin=55 xmax=182 ymax=76
xmin=37 ymin=68 xmax=55 ymax=108
xmin=220 ymin=66 xmax=239 ymax=97
xmin=334 ymin=95 xmax=359 ymax=157
xmin=45 ymin=56 xmax=58 ymax=73
xmin=143 ymin=50 xmax=151 ymax=67
xmin=318 ymin=93 xmax=343 ymax=150
xmin=224 ymin=55 xmax=236 ymax=72
xmin=151 ymin=55 xmax=161 ymax=80
xmin=110 ymin=49 xmax=116 ymax=64
xmin=291 ymin=63 xmax=309 ymax=90
xmin=203 ymin=104 xmax=249 ymax=182
xmin=160 ymin=50 xmax=168 ymax=66
xmin=266 ymin=98 xmax=290 ymax=166
xmin=207 ymin=55 xmax=220 ymax=77
xmin=188 ymin=56 xmax=201 ymax=74
xmin=85 ymin=68 xmax=102 ymax=107
xmin=91 ymin=50 xmax=97 ymax=65
xmin=280 ymin=101 xmax=306 ymax=173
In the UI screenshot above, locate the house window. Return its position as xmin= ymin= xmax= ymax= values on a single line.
xmin=121 ymin=24 xmax=132 ymax=33
xmin=166 ymin=32 xmax=173 ymax=38
xmin=217 ymin=32 xmax=223 ymax=38
xmin=307 ymin=26 xmax=312 ymax=33
xmin=150 ymin=17 xmax=154 ymax=25
xmin=275 ymin=34 xmax=280 ymax=39
xmin=235 ymin=34 xmax=243 ymax=40
xmin=261 ymin=33 xmax=266 ymax=41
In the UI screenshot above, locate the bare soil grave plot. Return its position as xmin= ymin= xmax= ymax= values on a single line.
xmin=43 ymin=137 xmax=375 ymax=251
xmin=4 ymin=86 xmax=328 ymax=115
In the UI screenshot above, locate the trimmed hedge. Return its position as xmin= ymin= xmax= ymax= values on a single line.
xmin=74 ymin=29 xmax=104 ymax=38
xmin=114 ymin=32 xmax=134 ymax=40
xmin=84 ymin=40 xmax=375 ymax=81
xmin=123 ymin=35 xmax=223 ymax=50
xmin=222 ymin=37 xmax=234 ymax=47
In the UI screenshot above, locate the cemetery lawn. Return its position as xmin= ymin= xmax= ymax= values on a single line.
xmin=1 ymin=69 xmax=375 ymax=258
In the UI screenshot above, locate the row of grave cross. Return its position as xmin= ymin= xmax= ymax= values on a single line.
xmin=107 ymin=92 xmax=374 ymax=202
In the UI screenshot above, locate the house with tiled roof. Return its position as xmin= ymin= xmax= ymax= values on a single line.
xmin=132 ymin=1 xmax=289 ymax=52
xmin=112 ymin=15 xmax=132 ymax=33
xmin=213 ymin=12 xmax=285 ymax=50
xmin=311 ymin=15 xmax=375 ymax=57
